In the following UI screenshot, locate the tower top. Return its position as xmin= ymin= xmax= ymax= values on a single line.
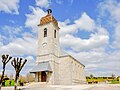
xmin=38 ymin=9 xmax=60 ymax=29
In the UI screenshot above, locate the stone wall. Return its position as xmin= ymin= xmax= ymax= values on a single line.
xmin=59 ymin=56 xmax=86 ymax=84
xmin=70 ymin=56 xmax=86 ymax=84
xmin=59 ymin=56 xmax=72 ymax=85
xmin=37 ymin=22 xmax=60 ymax=62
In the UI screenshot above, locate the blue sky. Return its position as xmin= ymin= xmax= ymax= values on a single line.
xmin=0 ymin=0 xmax=120 ymax=77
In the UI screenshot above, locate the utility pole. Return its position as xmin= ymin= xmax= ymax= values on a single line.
xmin=11 ymin=57 xmax=27 ymax=90
xmin=0 ymin=54 xmax=12 ymax=90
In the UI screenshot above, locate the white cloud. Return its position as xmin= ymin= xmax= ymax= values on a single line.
xmin=0 ymin=35 xmax=37 ymax=56
xmin=59 ymin=13 xmax=109 ymax=52
xmin=60 ymin=33 xmax=108 ymax=52
xmin=98 ymin=0 xmax=120 ymax=49
xmin=0 ymin=0 xmax=20 ymax=14
xmin=2 ymin=25 xmax=22 ymax=35
xmin=74 ymin=13 xmax=96 ymax=31
xmin=25 ymin=6 xmax=46 ymax=32
xmin=67 ymin=48 xmax=106 ymax=65
xmin=98 ymin=0 xmax=120 ymax=21
xmin=114 ymin=23 xmax=120 ymax=48
xmin=1 ymin=25 xmax=23 ymax=42
xmin=59 ymin=12 xmax=96 ymax=36
xmin=56 ymin=0 xmax=74 ymax=5
xmin=56 ymin=0 xmax=64 ymax=4
xmin=0 ymin=34 xmax=6 ymax=43
xmin=35 ymin=0 xmax=49 ymax=8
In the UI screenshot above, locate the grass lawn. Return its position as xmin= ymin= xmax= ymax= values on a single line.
xmin=86 ymin=78 xmax=106 ymax=83
xmin=110 ymin=80 xmax=120 ymax=84
xmin=4 ymin=80 xmax=24 ymax=87
xmin=5 ymin=80 xmax=15 ymax=86
xmin=86 ymin=78 xmax=120 ymax=84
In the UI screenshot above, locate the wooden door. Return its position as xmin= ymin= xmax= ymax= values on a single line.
xmin=41 ymin=71 xmax=46 ymax=82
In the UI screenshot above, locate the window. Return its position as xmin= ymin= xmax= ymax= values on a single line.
xmin=54 ymin=30 xmax=56 ymax=38
xmin=44 ymin=28 xmax=47 ymax=37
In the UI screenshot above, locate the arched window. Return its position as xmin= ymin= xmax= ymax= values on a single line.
xmin=44 ymin=28 xmax=47 ymax=37
xmin=54 ymin=30 xmax=56 ymax=38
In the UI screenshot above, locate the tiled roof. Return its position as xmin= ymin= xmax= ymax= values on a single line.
xmin=30 ymin=61 xmax=52 ymax=73
xmin=38 ymin=14 xmax=59 ymax=29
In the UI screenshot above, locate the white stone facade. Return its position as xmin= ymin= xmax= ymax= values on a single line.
xmin=31 ymin=10 xmax=86 ymax=85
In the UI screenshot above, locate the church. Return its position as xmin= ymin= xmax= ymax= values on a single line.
xmin=30 ymin=9 xmax=86 ymax=85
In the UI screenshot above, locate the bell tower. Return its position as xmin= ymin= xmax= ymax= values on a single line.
xmin=37 ymin=9 xmax=60 ymax=63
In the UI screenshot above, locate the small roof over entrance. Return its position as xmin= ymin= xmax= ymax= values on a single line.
xmin=30 ymin=61 xmax=52 ymax=73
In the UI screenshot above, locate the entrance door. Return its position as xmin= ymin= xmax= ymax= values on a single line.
xmin=41 ymin=71 xmax=47 ymax=82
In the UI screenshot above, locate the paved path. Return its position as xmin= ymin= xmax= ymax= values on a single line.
xmin=89 ymin=87 xmax=120 ymax=90
xmin=88 ymin=84 xmax=120 ymax=90
xmin=1 ymin=84 xmax=120 ymax=90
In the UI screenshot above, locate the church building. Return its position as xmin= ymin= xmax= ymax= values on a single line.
xmin=30 ymin=9 xmax=86 ymax=85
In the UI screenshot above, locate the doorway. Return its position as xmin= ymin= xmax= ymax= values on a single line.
xmin=41 ymin=71 xmax=47 ymax=82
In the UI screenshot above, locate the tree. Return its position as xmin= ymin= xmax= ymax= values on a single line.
xmin=11 ymin=57 xmax=27 ymax=90
xmin=9 ymin=74 xmax=14 ymax=80
xmin=111 ymin=74 xmax=116 ymax=79
xmin=19 ymin=75 xmax=27 ymax=83
xmin=19 ymin=74 xmax=35 ymax=83
xmin=0 ymin=75 xmax=1 ymax=79
xmin=26 ymin=73 xmax=35 ymax=82
xmin=90 ymin=74 xmax=93 ymax=79
xmin=0 ymin=54 xmax=12 ymax=90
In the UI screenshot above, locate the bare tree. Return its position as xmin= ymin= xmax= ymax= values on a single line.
xmin=0 ymin=54 xmax=12 ymax=90
xmin=11 ymin=57 xmax=27 ymax=90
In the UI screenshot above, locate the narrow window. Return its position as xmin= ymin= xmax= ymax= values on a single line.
xmin=54 ymin=30 xmax=56 ymax=38
xmin=44 ymin=28 xmax=47 ymax=37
